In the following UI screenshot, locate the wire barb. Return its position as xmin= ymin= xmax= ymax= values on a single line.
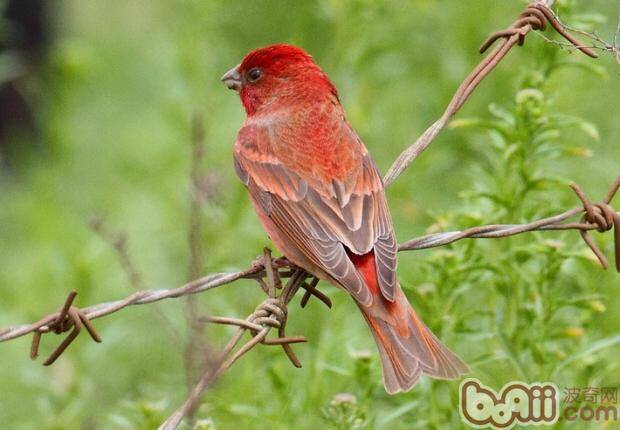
xmin=29 ymin=291 xmax=102 ymax=366
xmin=570 ymin=177 xmax=620 ymax=271
xmin=480 ymin=4 xmax=597 ymax=58
xmin=480 ymin=7 xmax=547 ymax=52
xmin=300 ymin=276 xmax=332 ymax=309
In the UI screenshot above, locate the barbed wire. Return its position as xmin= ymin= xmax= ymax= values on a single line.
xmin=400 ymin=178 xmax=620 ymax=271
xmin=383 ymin=0 xmax=596 ymax=186
xmin=0 ymin=2 xmax=617 ymax=429
xmin=158 ymin=250 xmax=313 ymax=430
xmin=0 ymin=263 xmax=265 ymax=345
xmin=1 ymin=178 xmax=617 ymax=359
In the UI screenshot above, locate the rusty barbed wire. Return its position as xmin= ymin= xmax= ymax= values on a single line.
xmin=383 ymin=0 xmax=597 ymax=186
xmin=399 ymin=177 xmax=620 ymax=272
xmin=158 ymin=250 xmax=312 ymax=430
xmin=1 ymin=177 xmax=617 ymax=367
xmin=28 ymin=291 xmax=102 ymax=366
xmin=0 ymin=254 xmax=315 ymax=361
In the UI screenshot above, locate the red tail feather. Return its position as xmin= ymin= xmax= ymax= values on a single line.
xmin=351 ymin=251 xmax=468 ymax=394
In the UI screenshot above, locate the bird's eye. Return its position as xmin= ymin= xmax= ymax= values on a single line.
xmin=247 ymin=68 xmax=263 ymax=82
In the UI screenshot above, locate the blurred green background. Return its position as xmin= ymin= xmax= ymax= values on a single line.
xmin=0 ymin=0 xmax=619 ymax=428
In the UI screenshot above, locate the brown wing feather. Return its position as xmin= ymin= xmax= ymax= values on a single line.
xmin=234 ymin=113 xmax=397 ymax=303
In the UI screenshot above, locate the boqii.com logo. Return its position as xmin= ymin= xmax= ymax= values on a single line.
xmin=459 ymin=378 xmax=559 ymax=428
xmin=460 ymin=378 xmax=619 ymax=429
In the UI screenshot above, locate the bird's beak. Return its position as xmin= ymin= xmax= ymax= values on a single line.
xmin=221 ymin=65 xmax=242 ymax=91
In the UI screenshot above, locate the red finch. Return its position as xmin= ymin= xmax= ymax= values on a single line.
xmin=222 ymin=44 xmax=468 ymax=393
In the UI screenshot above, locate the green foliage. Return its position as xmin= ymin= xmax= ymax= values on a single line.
xmin=397 ymin=8 xmax=620 ymax=428
xmin=0 ymin=1 xmax=619 ymax=429
xmin=110 ymin=400 xmax=169 ymax=430
xmin=322 ymin=393 xmax=370 ymax=430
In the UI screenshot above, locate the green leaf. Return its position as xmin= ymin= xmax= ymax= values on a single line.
xmin=577 ymin=121 xmax=600 ymax=141
xmin=488 ymin=103 xmax=516 ymax=125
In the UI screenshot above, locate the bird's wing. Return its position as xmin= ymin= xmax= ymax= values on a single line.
xmin=234 ymin=118 xmax=397 ymax=305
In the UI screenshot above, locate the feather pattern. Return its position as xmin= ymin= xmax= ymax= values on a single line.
xmin=234 ymin=103 xmax=398 ymax=303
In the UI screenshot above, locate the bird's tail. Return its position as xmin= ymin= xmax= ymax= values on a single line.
xmin=357 ymin=286 xmax=468 ymax=394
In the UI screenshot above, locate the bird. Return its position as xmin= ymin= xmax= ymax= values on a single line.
xmin=221 ymin=44 xmax=468 ymax=394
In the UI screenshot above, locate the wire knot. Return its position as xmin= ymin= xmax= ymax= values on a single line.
xmin=570 ymin=179 xmax=620 ymax=271
xmin=582 ymin=202 xmax=615 ymax=233
xmin=480 ymin=3 xmax=597 ymax=58
xmin=252 ymin=298 xmax=287 ymax=329
xmin=30 ymin=291 xmax=102 ymax=366
xmin=202 ymin=254 xmax=312 ymax=370
xmin=247 ymin=294 xmax=306 ymax=368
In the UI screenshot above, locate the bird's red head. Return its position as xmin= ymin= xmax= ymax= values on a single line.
xmin=221 ymin=44 xmax=337 ymax=115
